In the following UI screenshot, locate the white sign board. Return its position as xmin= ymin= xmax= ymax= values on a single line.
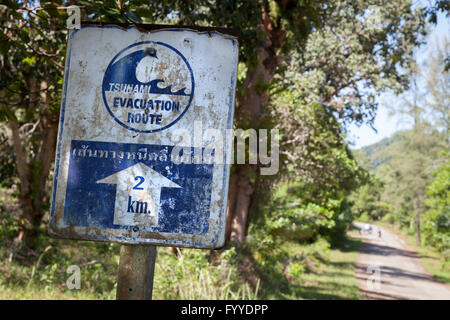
xmin=49 ymin=24 xmax=238 ymax=248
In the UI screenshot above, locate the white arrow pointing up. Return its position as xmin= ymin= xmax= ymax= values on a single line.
xmin=96 ymin=162 xmax=181 ymax=227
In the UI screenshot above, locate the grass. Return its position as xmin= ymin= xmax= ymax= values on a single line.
xmin=0 ymin=283 xmax=111 ymax=300
xmin=152 ymin=246 xmax=260 ymax=300
xmin=0 ymin=233 xmax=363 ymax=300
xmin=0 ymin=238 xmax=119 ymax=300
xmin=0 ymin=233 xmax=259 ymax=300
xmin=0 ymin=186 xmax=363 ymax=300
xmin=375 ymin=221 xmax=450 ymax=284
xmin=259 ymin=232 xmax=362 ymax=300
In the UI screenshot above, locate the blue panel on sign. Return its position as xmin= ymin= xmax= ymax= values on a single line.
xmin=63 ymin=140 xmax=213 ymax=235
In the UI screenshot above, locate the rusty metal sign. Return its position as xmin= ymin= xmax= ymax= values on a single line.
xmin=49 ymin=24 xmax=239 ymax=248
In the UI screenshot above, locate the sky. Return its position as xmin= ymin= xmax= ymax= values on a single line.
xmin=346 ymin=9 xmax=449 ymax=150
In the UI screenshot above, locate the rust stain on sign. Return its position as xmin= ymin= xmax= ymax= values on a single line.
xmin=49 ymin=24 xmax=239 ymax=249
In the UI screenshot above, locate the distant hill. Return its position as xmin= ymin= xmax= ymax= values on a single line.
xmin=351 ymin=127 xmax=447 ymax=223
xmin=354 ymin=127 xmax=447 ymax=175
xmin=353 ymin=130 xmax=409 ymax=172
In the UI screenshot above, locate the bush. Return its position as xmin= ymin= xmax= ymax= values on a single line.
xmin=382 ymin=213 xmax=395 ymax=224
xmin=359 ymin=212 xmax=370 ymax=222
xmin=423 ymin=160 xmax=450 ymax=258
xmin=154 ymin=247 xmax=260 ymax=300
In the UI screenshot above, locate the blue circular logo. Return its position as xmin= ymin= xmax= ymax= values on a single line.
xmin=102 ymin=41 xmax=194 ymax=133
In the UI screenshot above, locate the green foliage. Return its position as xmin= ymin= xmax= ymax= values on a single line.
xmin=247 ymin=232 xmax=362 ymax=300
xmin=355 ymin=34 xmax=449 ymax=250
xmin=423 ymin=158 xmax=450 ymax=257
xmin=350 ymin=176 xmax=390 ymax=221
xmin=0 ymin=0 xmax=445 ymax=299
xmin=248 ymin=176 xmax=359 ymax=274
xmin=0 ymin=231 xmax=119 ymax=299
xmin=0 ymin=186 xmax=20 ymax=240
xmin=1 ymin=0 xmax=432 ymax=236
xmin=425 ymin=0 xmax=450 ymax=25
xmin=424 ymin=37 xmax=450 ymax=141
xmin=354 ymin=128 xmax=448 ymax=229
xmin=274 ymin=0 xmax=429 ymax=127
xmin=154 ymin=247 xmax=260 ymax=300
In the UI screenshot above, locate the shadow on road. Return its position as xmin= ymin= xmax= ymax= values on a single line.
xmin=353 ymin=222 xmax=450 ymax=300
xmin=359 ymin=242 xmax=423 ymax=260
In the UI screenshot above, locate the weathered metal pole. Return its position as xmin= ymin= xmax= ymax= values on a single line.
xmin=116 ymin=245 xmax=157 ymax=300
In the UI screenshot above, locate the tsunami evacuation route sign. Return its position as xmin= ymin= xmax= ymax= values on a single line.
xmin=102 ymin=41 xmax=195 ymax=133
xmin=48 ymin=25 xmax=239 ymax=249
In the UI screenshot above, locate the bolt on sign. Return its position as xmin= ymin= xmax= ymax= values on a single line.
xmin=49 ymin=23 xmax=239 ymax=249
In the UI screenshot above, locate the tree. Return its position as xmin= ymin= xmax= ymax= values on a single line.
xmin=179 ymin=0 xmax=330 ymax=245
xmin=0 ymin=0 xmax=436 ymax=249
xmin=1 ymin=2 xmax=67 ymax=247
xmin=424 ymin=36 xmax=450 ymax=142
xmin=399 ymin=63 xmax=428 ymax=245
xmin=241 ymin=0 xmax=429 ymax=245
xmin=386 ymin=32 xmax=449 ymax=245
xmin=198 ymin=0 xmax=430 ymax=245
xmin=0 ymin=0 xmax=162 ymax=248
xmin=351 ymin=177 xmax=389 ymax=221
xmin=423 ymin=157 xmax=450 ymax=266
xmin=356 ymin=127 xmax=448 ymax=242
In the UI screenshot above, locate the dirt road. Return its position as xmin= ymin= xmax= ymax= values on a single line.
xmin=353 ymin=222 xmax=450 ymax=300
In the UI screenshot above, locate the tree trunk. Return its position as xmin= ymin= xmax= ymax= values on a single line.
xmin=414 ymin=190 xmax=421 ymax=247
xmin=33 ymin=81 xmax=58 ymax=216
xmin=415 ymin=213 xmax=421 ymax=246
xmin=225 ymin=173 xmax=239 ymax=241
xmin=8 ymin=80 xmax=58 ymax=249
xmin=225 ymin=3 xmax=285 ymax=246
xmin=229 ymin=166 xmax=254 ymax=244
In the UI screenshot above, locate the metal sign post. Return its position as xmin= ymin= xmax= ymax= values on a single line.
xmin=48 ymin=23 xmax=239 ymax=299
